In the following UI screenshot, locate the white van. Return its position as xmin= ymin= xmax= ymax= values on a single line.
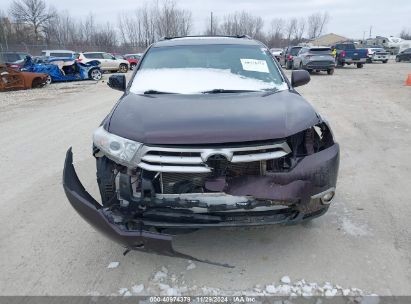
xmin=41 ymin=50 xmax=75 ymax=58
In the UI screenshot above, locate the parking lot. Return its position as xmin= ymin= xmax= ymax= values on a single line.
xmin=1 ymin=62 xmax=410 ymax=296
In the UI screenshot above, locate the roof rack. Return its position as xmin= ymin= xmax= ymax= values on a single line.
xmin=159 ymin=35 xmax=252 ymax=41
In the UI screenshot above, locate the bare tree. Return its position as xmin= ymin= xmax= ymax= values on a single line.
xmin=155 ymin=0 xmax=192 ymax=38
xmin=307 ymin=12 xmax=329 ymax=39
xmin=9 ymin=0 xmax=56 ymax=41
xmin=284 ymin=18 xmax=297 ymax=44
xmin=294 ymin=18 xmax=306 ymax=41
xmin=220 ymin=11 xmax=264 ymax=39
xmin=399 ymin=28 xmax=411 ymax=40
xmin=117 ymin=0 xmax=191 ymax=49
xmin=265 ymin=18 xmax=284 ymax=47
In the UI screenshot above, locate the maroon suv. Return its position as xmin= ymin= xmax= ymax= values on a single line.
xmin=63 ymin=36 xmax=339 ymax=265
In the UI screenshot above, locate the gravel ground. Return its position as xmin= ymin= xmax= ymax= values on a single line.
xmin=0 ymin=62 xmax=411 ymax=297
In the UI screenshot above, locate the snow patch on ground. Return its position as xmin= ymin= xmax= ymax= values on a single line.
xmin=117 ymin=267 xmax=379 ymax=301
xmin=107 ymin=261 xmax=119 ymax=269
xmin=131 ymin=284 xmax=144 ymax=294
xmin=186 ymin=260 xmax=196 ymax=270
xmin=342 ymin=218 xmax=369 ymax=236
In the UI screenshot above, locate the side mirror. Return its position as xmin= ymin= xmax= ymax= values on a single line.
xmin=108 ymin=74 xmax=126 ymax=92
xmin=291 ymin=70 xmax=310 ymax=87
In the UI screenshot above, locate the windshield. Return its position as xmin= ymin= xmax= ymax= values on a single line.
xmin=290 ymin=48 xmax=301 ymax=56
xmin=310 ymin=48 xmax=332 ymax=54
xmin=130 ymin=44 xmax=287 ymax=94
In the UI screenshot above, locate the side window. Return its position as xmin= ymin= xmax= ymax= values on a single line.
xmin=50 ymin=52 xmax=72 ymax=57
xmin=85 ymin=53 xmax=103 ymax=59
xmin=103 ymin=53 xmax=114 ymax=59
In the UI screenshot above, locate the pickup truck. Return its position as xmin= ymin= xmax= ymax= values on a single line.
xmin=333 ymin=43 xmax=368 ymax=68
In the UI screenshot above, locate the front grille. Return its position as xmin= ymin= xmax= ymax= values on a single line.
xmin=160 ymin=161 xmax=263 ymax=194
xmin=135 ymin=141 xmax=291 ymax=173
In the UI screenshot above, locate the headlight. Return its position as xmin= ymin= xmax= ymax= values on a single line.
xmin=93 ymin=126 xmax=142 ymax=167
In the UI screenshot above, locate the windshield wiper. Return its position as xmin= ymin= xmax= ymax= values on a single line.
xmin=201 ymin=89 xmax=260 ymax=94
xmin=143 ymin=90 xmax=174 ymax=95
xmin=261 ymin=88 xmax=281 ymax=97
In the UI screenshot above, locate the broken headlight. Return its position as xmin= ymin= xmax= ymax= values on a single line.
xmin=93 ymin=126 xmax=142 ymax=167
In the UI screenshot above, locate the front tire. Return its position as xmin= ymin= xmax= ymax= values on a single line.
xmin=327 ymin=69 xmax=334 ymax=75
xmin=89 ymin=68 xmax=102 ymax=81
xmin=45 ymin=75 xmax=52 ymax=85
xmin=32 ymin=77 xmax=46 ymax=88
xmin=357 ymin=63 xmax=363 ymax=68
xmin=119 ymin=63 xmax=128 ymax=73
xmin=382 ymin=60 xmax=388 ymax=64
xmin=130 ymin=63 xmax=137 ymax=70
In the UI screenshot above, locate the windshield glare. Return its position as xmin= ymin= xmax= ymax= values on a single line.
xmin=130 ymin=44 xmax=287 ymax=94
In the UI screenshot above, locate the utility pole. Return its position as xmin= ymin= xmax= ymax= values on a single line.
xmin=369 ymin=26 xmax=372 ymax=38
xmin=210 ymin=12 xmax=213 ymax=35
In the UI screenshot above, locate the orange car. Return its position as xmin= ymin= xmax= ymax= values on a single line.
xmin=0 ymin=64 xmax=48 ymax=91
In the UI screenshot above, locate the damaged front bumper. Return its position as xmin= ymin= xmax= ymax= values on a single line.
xmin=63 ymin=143 xmax=339 ymax=265
xmin=63 ymin=148 xmax=233 ymax=267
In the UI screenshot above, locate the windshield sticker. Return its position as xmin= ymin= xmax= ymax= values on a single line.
xmin=240 ymin=59 xmax=269 ymax=73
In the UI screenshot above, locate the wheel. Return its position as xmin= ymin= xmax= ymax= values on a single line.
xmin=32 ymin=77 xmax=46 ymax=88
xmin=395 ymin=57 xmax=400 ymax=62
xmin=119 ymin=63 xmax=128 ymax=73
xmin=357 ymin=63 xmax=364 ymax=68
xmin=130 ymin=63 xmax=137 ymax=70
xmin=307 ymin=69 xmax=313 ymax=74
xmin=327 ymin=69 xmax=334 ymax=75
xmin=96 ymin=156 xmax=119 ymax=207
xmin=366 ymin=58 xmax=372 ymax=63
xmin=45 ymin=75 xmax=52 ymax=85
xmin=299 ymin=62 xmax=303 ymax=70
xmin=285 ymin=61 xmax=292 ymax=70
xmin=335 ymin=60 xmax=343 ymax=68
xmin=382 ymin=60 xmax=388 ymax=64
xmin=89 ymin=68 xmax=102 ymax=80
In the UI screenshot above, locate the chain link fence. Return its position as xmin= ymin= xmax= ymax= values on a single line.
xmin=0 ymin=43 xmax=146 ymax=56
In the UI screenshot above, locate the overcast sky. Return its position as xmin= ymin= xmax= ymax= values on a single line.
xmin=1 ymin=0 xmax=410 ymax=39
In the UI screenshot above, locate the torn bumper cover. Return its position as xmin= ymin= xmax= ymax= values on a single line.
xmin=63 ymin=148 xmax=232 ymax=267
xmin=63 ymin=143 xmax=339 ymax=264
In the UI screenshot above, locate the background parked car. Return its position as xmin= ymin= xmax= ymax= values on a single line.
xmin=280 ymin=46 xmax=302 ymax=69
xmin=293 ymin=46 xmax=335 ymax=75
xmin=22 ymin=57 xmax=102 ymax=84
xmin=395 ymin=48 xmax=411 ymax=62
xmin=41 ymin=50 xmax=75 ymax=58
xmin=365 ymin=47 xmax=389 ymax=63
xmin=333 ymin=43 xmax=368 ymax=68
xmin=123 ymin=54 xmax=142 ymax=70
xmin=270 ymin=48 xmax=283 ymax=61
xmin=75 ymin=52 xmax=129 ymax=73
xmin=0 ymin=64 xmax=48 ymax=91
xmin=0 ymin=52 xmax=31 ymax=69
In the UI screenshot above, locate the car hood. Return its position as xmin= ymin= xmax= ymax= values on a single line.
xmin=107 ymin=90 xmax=320 ymax=144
